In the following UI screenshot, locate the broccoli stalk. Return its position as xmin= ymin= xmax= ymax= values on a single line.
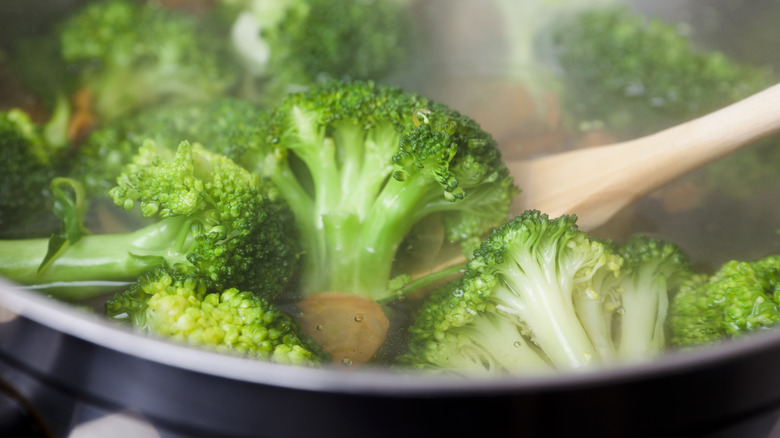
xmin=106 ymin=267 xmax=326 ymax=366
xmin=0 ymin=140 xmax=300 ymax=301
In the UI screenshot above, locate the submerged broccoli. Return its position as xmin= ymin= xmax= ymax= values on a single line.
xmin=240 ymin=80 xmax=518 ymax=303
xmin=225 ymin=0 xmax=413 ymax=100
xmin=0 ymin=140 xmax=299 ymax=301
xmin=669 ymin=255 xmax=780 ymax=347
xmin=400 ymin=211 xmax=691 ymax=376
xmin=0 ymin=109 xmax=70 ymax=237
xmin=55 ymin=0 xmax=238 ymax=122
xmin=552 ymin=7 xmax=775 ymax=139
xmin=107 ymin=267 xmax=325 ymax=366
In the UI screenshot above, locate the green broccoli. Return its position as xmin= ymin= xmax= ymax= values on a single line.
xmin=612 ymin=234 xmax=692 ymax=359
xmin=0 ymin=108 xmax=70 ymax=237
xmin=0 ymin=140 xmax=300 ymax=301
xmin=55 ymin=0 xmax=238 ymax=122
xmin=106 ymin=267 xmax=326 ymax=366
xmin=224 ymin=0 xmax=413 ymax=100
xmin=669 ymin=255 xmax=780 ymax=347
xmin=70 ymin=97 xmax=265 ymax=198
xmin=239 ymin=80 xmax=518 ymax=303
xmin=400 ymin=211 xmax=692 ymax=376
xmin=551 ymin=7 xmax=775 ymax=139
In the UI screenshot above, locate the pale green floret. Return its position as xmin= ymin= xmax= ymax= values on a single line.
xmin=107 ymin=268 xmax=325 ymax=365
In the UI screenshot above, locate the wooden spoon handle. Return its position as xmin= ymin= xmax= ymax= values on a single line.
xmin=510 ymin=83 xmax=780 ymax=231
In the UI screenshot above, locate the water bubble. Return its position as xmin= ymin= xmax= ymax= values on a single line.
xmin=354 ymin=314 xmax=364 ymax=323
xmin=513 ymin=341 xmax=522 ymax=348
xmin=316 ymin=324 xmax=324 ymax=331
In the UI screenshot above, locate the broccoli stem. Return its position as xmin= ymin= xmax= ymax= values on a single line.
xmin=0 ymin=216 xmax=192 ymax=297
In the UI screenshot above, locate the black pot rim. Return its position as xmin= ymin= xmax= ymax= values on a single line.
xmin=2 ymin=277 xmax=778 ymax=397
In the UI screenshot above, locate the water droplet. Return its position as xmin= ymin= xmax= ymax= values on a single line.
xmin=341 ymin=358 xmax=353 ymax=367
xmin=513 ymin=341 xmax=522 ymax=348
xmin=354 ymin=314 xmax=364 ymax=323
xmin=316 ymin=324 xmax=324 ymax=331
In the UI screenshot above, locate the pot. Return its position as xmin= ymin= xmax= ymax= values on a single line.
xmin=4 ymin=278 xmax=780 ymax=438
xmin=1 ymin=1 xmax=780 ymax=437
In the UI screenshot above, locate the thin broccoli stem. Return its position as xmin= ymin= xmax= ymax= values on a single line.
xmin=0 ymin=216 xmax=192 ymax=296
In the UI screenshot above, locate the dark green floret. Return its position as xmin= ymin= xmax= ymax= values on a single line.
xmin=0 ymin=109 xmax=69 ymax=237
xmin=239 ymin=80 xmax=518 ymax=302
xmin=106 ymin=267 xmax=325 ymax=366
xmin=0 ymin=140 xmax=300 ymax=301
xmin=552 ymin=7 xmax=775 ymax=138
xmin=56 ymin=0 xmax=238 ymax=121
xmin=670 ymin=255 xmax=780 ymax=347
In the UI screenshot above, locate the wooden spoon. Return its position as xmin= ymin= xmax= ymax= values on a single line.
xmin=509 ymin=83 xmax=780 ymax=231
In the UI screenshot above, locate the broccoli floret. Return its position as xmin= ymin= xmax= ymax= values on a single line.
xmin=70 ymin=98 xmax=265 ymax=198
xmin=552 ymin=7 xmax=775 ymax=139
xmin=669 ymin=255 xmax=780 ymax=347
xmin=0 ymin=109 xmax=70 ymax=237
xmin=400 ymin=212 xmax=694 ymax=375
xmin=240 ymin=80 xmax=518 ymax=303
xmin=400 ymin=211 xmax=624 ymax=376
xmin=106 ymin=267 xmax=325 ymax=366
xmin=0 ymin=140 xmax=299 ymax=301
xmin=225 ymin=0 xmax=413 ymax=100
xmin=56 ymin=0 xmax=238 ymax=122
xmin=612 ymin=234 xmax=692 ymax=359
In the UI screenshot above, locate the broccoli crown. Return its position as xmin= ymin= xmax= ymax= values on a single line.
xmin=670 ymin=255 xmax=780 ymax=347
xmin=106 ymin=267 xmax=325 ymax=366
xmin=400 ymin=210 xmax=625 ymax=376
xmin=58 ymin=0 xmax=238 ymax=121
xmin=0 ymin=109 xmax=63 ymax=236
xmin=229 ymin=0 xmax=412 ymax=96
xmin=71 ymin=98 xmax=265 ymax=198
xmin=240 ymin=80 xmax=517 ymax=301
xmin=0 ymin=140 xmax=299 ymax=301
xmin=552 ymin=7 xmax=775 ymax=138
xmin=110 ymin=140 xmax=300 ymax=296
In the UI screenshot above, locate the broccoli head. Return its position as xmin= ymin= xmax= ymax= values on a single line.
xmin=57 ymin=0 xmax=238 ymax=121
xmin=239 ymin=79 xmax=518 ymax=303
xmin=0 ymin=109 xmax=68 ymax=237
xmin=0 ymin=140 xmax=300 ymax=301
xmin=400 ymin=211 xmax=624 ymax=376
xmin=226 ymin=0 xmax=413 ymax=99
xmin=106 ymin=267 xmax=325 ymax=366
xmin=552 ymin=7 xmax=775 ymax=139
xmin=670 ymin=255 xmax=780 ymax=347
xmin=400 ymin=211 xmax=694 ymax=375
xmin=70 ymin=98 xmax=265 ymax=198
